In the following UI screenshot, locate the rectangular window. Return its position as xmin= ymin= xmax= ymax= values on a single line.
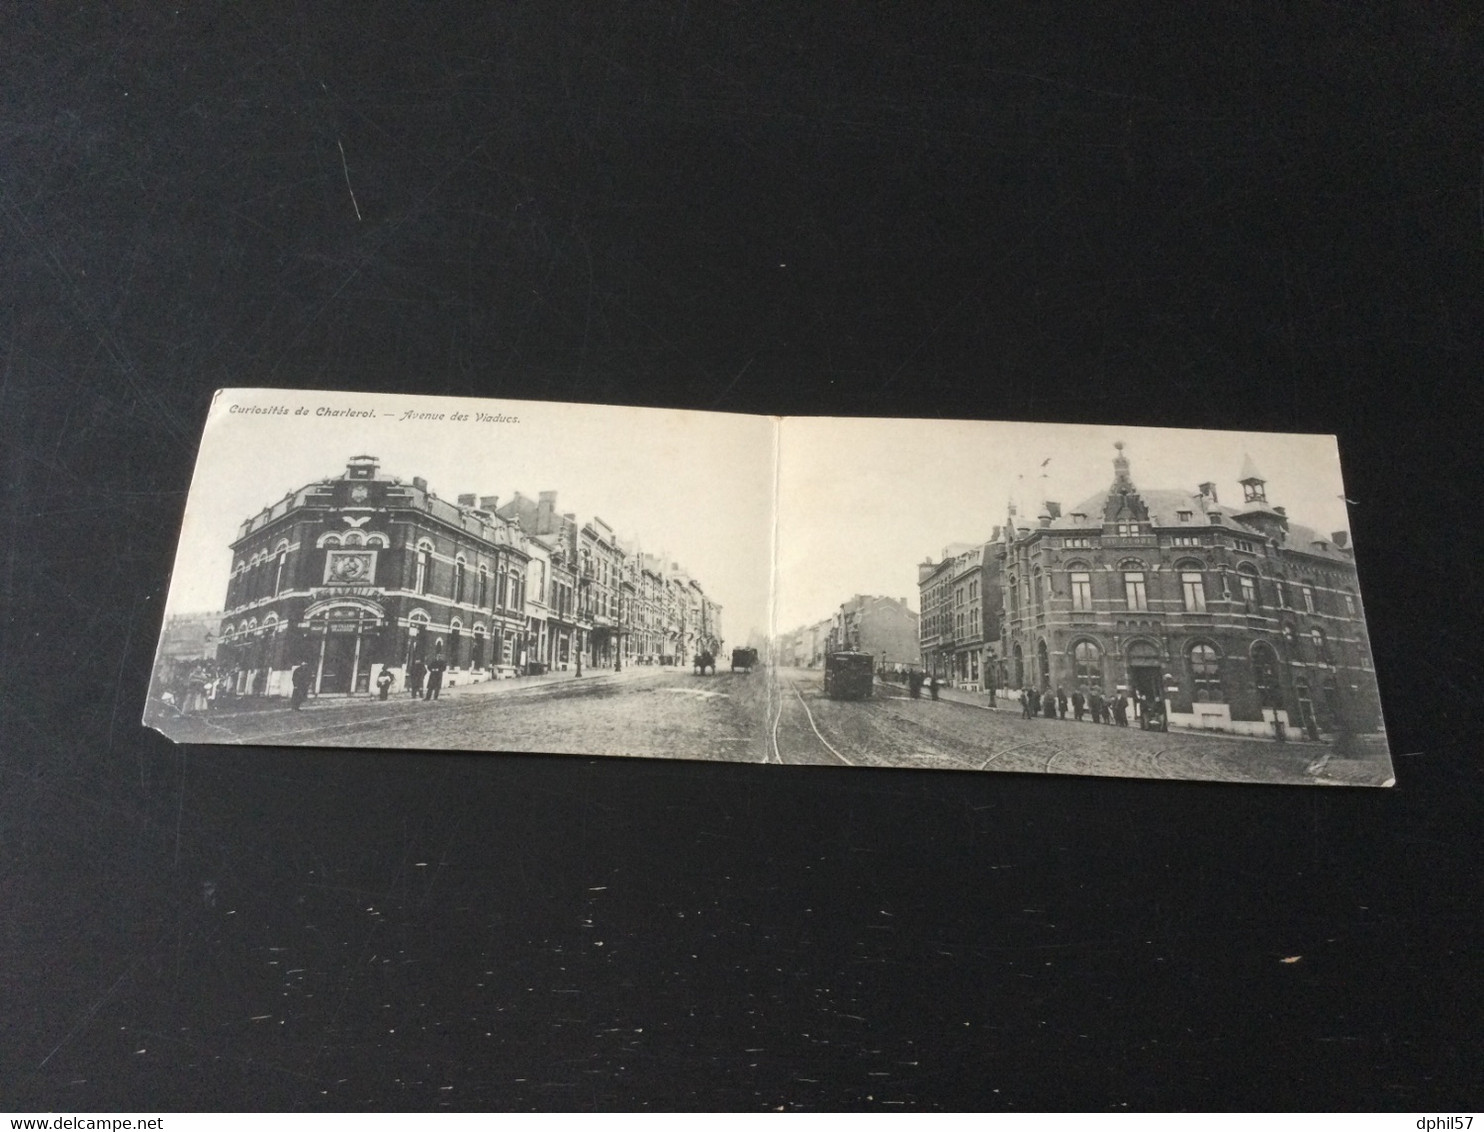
xmin=1071 ymin=572 xmax=1093 ymax=612
xmin=1344 ymin=594 xmax=1356 ymax=616
xmin=1302 ymin=585 xmax=1315 ymax=613
xmin=1239 ymin=574 xmax=1258 ymax=607
xmin=1181 ymin=571 xmax=1207 ymax=612
xmin=1124 ymin=572 xmax=1148 ymax=611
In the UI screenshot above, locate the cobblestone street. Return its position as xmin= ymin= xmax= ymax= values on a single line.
xmin=152 ymin=665 xmax=1391 ymax=786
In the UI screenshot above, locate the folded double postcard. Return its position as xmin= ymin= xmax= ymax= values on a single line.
xmin=146 ymin=389 xmax=1393 ymax=787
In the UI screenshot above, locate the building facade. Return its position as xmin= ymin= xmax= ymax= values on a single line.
xmin=825 ymin=595 xmax=920 ymax=670
xmin=999 ymin=444 xmax=1382 ymax=737
xmin=215 ymin=457 xmax=725 ymax=697
xmin=917 ymin=538 xmax=1004 ymax=691
xmin=217 ymin=456 xmax=536 ymax=697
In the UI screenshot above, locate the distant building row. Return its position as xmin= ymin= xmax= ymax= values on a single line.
xmin=777 ymin=595 xmax=919 ymax=672
xmin=208 ymin=456 xmax=721 ymax=697
xmin=919 ymin=444 xmax=1382 ymax=738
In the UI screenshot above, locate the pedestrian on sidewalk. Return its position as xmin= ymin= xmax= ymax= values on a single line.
xmin=290 ymin=661 xmax=311 ymax=711
xmin=375 ymin=665 xmax=394 ymax=701
xmin=1020 ymin=688 xmax=1031 ymax=718
xmin=1043 ymin=689 xmax=1057 ymax=719
xmin=908 ymin=670 xmax=923 ymax=699
xmin=1072 ymin=688 xmax=1085 ymax=721
xmin=1088 ymin=689 xmax=1104 ymax=723
xmin=928 ymin=674 xmax=940 ymax=701
xmin=1114 ymin=691 xmax=1130 ymax=727
xmin=1028 ymin=687 xmax=1041 ymax=717
xmin=1056 ymin=687 xmax=1068 ymax=719
xmin=424 ymin=653 xmax=447 ymax=701
xmin=407 ymin=657 xmax=426 ymax=699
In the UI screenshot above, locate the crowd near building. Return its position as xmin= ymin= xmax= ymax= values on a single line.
xmin=920 ymin=443 xmax=1382 ymax=739
xmin=198 ymin=456 xmax=722 ymax=699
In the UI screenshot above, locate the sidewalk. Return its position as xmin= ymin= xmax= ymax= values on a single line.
xmin=877 ymin=680 xmax=1332 ymax=747
xmin=165 ymin=661 xmax=673 ymax=720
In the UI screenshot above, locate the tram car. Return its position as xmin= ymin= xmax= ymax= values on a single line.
xmin=823 ymin=651 xmax=875 ymax=701
xmin=731 ymin=647 xmax=759 ymax=674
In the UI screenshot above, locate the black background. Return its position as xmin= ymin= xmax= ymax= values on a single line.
xmin=4 ymin=2 xmax=1481 ymax=1112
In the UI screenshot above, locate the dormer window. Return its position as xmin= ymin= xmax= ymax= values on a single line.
xmin=1178 ymin=510 xmax=1193 ymax=523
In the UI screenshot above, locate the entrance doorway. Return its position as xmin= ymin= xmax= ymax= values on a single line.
xmin=1126 ymin=641 xmax=1162 ymax=704
xmin=308 ymin=605 xmax=382 ymax=695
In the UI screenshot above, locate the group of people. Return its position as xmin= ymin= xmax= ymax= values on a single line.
xmin=1017 ymin=686 xmax=1167 ymax=730
xmin=906 ymin=669 xmax=940 ymax=700
xmin=285 ymin=654 xmax=451 ymax=710
xmin=400 ymin=655 xmax=449 ymax=701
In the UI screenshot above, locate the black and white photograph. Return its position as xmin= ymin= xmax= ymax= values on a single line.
xmin=148 ymin=389 xmax=1391 ymax=788
xmin=146 ymin=388 xmax=778 ymax=761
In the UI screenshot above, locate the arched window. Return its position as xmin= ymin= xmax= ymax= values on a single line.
xmin=472 ymin=623 xmax=487 ymax=670
xmin=273 ymin=543 xmax=289 ymax=596
xmin=1180 ymin=569 xmax=1207 ymax=613
xmin=1072 ymin=639 xmax=1101 ymax=686
xmin=1012 ymin=643 xmax=1024 ymax=686
xmin=406 ymin=609 xmax=431 ymax=663
xmin=366 ymin=533 xmax=388 ymax=548
xmin=344 ymin=531 xmax=364 ymax=547
xmin=1123 ymin=570 xmax=1148 ymax=611
xmin=1188 ymin=643 xmax=1222 ymax=701
xmin=1300 ymin=582 xmax=1316 ymax=613
xmin=1065 ymin=562 xmax=1093 ymax=611
xmin=1237 ymin=564 xmax=1260 ymax=609
xmin=454 ymin=556 xmax=468 ymax=604
xmin=415 ymin=541 xmax=433 ymax=595
xmin=1252 ymin=641 xmax=1282 ymax=708
xmin=477 ymin=564 xmax=489 ymax=608
xmin=1036 ymin=639 xmax=1050 ymax=688
xmin=450 ymin=619 xmax=463 ymax=666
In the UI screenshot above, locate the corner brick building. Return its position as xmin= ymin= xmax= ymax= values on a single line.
xmin=998 ymin=444 xmax=1382 ymax=737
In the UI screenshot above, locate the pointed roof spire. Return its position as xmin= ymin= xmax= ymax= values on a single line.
xmin=1238 ymin=452 xmax=1268 ymax=504
xmin=1112 ymin=440 xmax=1134 ymax=491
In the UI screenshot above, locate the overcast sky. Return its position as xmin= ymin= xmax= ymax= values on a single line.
xmin=163 ymin=391 xmax=1359 ymax=645
xmin=164 ymin=390 xmax=777 ymax=642
xmin=774 ymin=416 xmax=1355 ymax=632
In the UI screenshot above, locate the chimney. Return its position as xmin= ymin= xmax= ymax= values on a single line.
xmin=1198 ymin=481 xmax=1218 ymax=503
xmin=1332 ymin=531 xmax=1348 ymax=548
xmin=539 ymin=491 xmax=558 ymax=532
xmin=412 ymin=476 xmax=428 ymax=492
xmin=480 ymin=495 xmax=500 ymax=511
xmin=1037 ymin=509 xmax=1052 ymax=528
xmin=457 ymin=493 xmax=477 ymax=508
xmin=1045 ymin=501 xmax=1061 ymax=519
xmin=1274 ymin=506 xmax=1286 ymax=517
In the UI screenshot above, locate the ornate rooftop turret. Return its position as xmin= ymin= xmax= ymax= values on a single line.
xmin=1238 ymin=453 xmax=1267 ymax=503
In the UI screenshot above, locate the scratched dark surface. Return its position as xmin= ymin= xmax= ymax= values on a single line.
xmin=3 ymin=3 xmax=1481 ymax=1112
